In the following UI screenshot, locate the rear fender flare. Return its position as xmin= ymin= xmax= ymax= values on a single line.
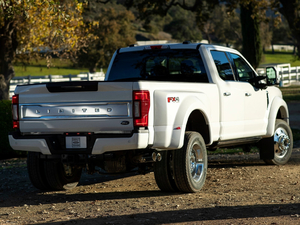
xmin=171 ymin=96 xmax=211 ymax=149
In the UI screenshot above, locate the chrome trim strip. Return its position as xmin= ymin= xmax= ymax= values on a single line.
xmin=20 ymin=101 xmax=132 ymax=120
xmin=21 ymin=115 xmax=131 ymax=120
xmin=19 ymin=101 xmax=131 ymax=106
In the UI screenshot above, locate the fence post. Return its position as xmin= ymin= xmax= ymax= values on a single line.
xmin=297 ymin=67 xmax=299 ymax=82
xmin=69 ymin=74 xmax=72 ymax=81
xmin=280 ymin=67 xmax=284 ymax=86
xmin=49 ymin=75 xmax=52 ymax=82
xmin=288 ymin=67 xmax=291 ymax=84
xmin=87 ymin=72 xmax=90 ymax=81
xmin=28 ymin=75 xmax=31 ymax=84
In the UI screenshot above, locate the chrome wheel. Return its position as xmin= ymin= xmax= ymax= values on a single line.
xmin=261 ymin=119 xmax=293 ymax=165
xmin=174 ymin=132 xmax=207 ymax=193
xmin=189 ymin=144 xmax=204 ymax=183
xmin=274 ymin=127 xmax=291 ymax=159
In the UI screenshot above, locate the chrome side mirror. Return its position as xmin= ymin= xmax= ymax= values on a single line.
xmin=266 ymin=67 xmax=278 ymax=85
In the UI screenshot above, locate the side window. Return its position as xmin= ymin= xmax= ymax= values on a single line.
xmin=211 ymin=51 xmax=235 ymax=81
xmin=229 ymin=53 xmax=256 ymax=82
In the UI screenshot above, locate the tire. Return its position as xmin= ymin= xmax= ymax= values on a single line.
xmin=44 ymin=161 xmax=82 ymax=190
xmin=154 ymin=150 xmax=178 ymax=192
xmin=173 ymin=132 xmax=208 ymax=193
xmin=27 ymin=152 xmax=51 ymax=191
xmin=262 ymin=119 xmax=293 ymax=165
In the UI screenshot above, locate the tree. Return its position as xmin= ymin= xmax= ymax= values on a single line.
xmin=278 ymin=0 xmax=300 ymax=58
xmin=202 ymin=5 xmax=242 ymax=47
xmin=0 ymin=0 xmax=88 ymax=100
xmin=240 ymin=2 xmax=262 ymax=69
xmin=164 ymin=6 xmax=202 ymax=42
xmin=98 ymin=0 xmax=264 ymax=67
xmin=76 ymin=7 xmax=135 ymax=72
xmin=97 ymin=0 xmax=219 ymax=26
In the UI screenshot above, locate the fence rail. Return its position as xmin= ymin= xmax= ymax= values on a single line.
xmin=257 ymin=63 xmax=300 ymax=86
xmin=9 ymin=72 xmax=105 ymax=99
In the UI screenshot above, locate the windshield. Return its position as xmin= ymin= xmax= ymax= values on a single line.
xmin=107 ymin=49 xmax=208 ymax=82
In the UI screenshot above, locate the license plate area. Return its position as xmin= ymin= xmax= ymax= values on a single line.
xmin=66 ymin=136 xmax=87 ymax=149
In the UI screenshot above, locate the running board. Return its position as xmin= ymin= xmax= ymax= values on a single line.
xmin=209 ymin=137 xmax=262 ymax=149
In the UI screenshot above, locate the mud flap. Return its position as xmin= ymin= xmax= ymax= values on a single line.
xmin=258 ymin=137 xmax=274 ymax=160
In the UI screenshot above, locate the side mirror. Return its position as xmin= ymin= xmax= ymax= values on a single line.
xmin=266 ymin=67 xmax=278 ymax=85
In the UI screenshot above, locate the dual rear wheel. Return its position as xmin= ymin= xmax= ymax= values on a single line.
xmin=27 ymin=152 xmax=82 ymax=191
xmin=154 ymin=132 xmax=208 ymax=193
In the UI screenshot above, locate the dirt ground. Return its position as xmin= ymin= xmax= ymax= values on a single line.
xmin=1 ymin=144 xmax=300 ymax=225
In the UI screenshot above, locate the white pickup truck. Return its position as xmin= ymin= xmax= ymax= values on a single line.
xmin=9 ymin=42 xmax=293 ymax=193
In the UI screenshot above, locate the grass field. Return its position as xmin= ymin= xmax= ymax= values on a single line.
xmin=280 ymin=85 xmax=300 ymax=102
xmin=261 ymin=51 xmax=300 ymax=67
xmin=13 ymin=58 xmax=90 ymax=77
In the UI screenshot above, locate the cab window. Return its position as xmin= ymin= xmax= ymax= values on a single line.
xmin=229 ymin=53 xmax=256 ymax=82
xmin=211 ymin=51 xmax=235 ymax=81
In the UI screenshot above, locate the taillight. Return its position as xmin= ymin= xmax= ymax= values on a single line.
xmin=133 ymin=91 xmax=150 ymax=127
xmin=12 ymin=94 xmax=19 ymax=129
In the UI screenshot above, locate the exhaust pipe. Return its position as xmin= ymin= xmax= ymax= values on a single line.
xmin=134 ymin=152 xmax=162 ymax=163
xmin=152 ymin=152 xmax=162 ymax=162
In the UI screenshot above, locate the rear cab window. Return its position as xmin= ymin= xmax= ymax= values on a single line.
xmin=107 ymin=49 xmax=209 ymax=83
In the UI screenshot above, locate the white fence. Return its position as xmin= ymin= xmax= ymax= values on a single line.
xmin=9 ymin=72 xmax=105 ymax=99
xmin=256 ymin=63 xmax=300 ymax=86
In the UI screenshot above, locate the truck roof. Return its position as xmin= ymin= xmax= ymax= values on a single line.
xmin=118 ymin=42 xmax=231 ymax=53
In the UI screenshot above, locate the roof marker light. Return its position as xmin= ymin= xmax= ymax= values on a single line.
xmin=144 ymin=45 xmax=170 ymax=50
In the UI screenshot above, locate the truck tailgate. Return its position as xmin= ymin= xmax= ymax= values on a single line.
xmin=15 ymin=82 xmax=134 ymax=134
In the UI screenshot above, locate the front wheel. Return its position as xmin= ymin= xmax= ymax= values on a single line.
xmin=173 ymin=132 xmax=208 ymax=193
xmin=262 ymin=119 xmax=293 ymax=165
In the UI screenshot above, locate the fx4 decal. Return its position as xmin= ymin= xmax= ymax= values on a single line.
xmin=167 ymin=97 xmax=179 ymax=103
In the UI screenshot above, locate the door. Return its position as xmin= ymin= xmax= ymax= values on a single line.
xmin=211 ymin=51 xmax=245 ymax=140
xmin=229 ymin=53 xmax=268 ymax=136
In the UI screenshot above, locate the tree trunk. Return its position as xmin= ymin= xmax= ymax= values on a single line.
xmin=0 ymin=21 xmax=17 ymax=101
xmin=240 ymin=3 xmax=262 ymax=69
xmin=279 ymin=0 xmax=300 ymax=58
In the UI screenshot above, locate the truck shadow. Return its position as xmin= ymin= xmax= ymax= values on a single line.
xmin=1 ymin=152 xmax=300 ymax=209
xmin=208 ymin=150 xmax=300 ymax=168
xmin=35 ymin=202 xmax=300 ymax=225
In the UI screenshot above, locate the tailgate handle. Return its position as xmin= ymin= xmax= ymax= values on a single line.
xmin=47 ymin=81 xmax=98 ymax=92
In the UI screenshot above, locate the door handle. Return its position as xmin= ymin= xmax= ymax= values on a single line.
xmin=224 ymin=92 xmax=231 ymax=96
xmin=245 ymin=93 xmax=252 ymax=97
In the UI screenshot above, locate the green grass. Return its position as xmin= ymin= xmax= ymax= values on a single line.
xmin=292 ymin=128 xmax=300 ymax=142
xmin=280 ymin=85 xmax=300 ymax=102
xmin=13 ymin=58 xmax=90 ymax=77
xmin=261 ymin=51 xmax=300 ymax=67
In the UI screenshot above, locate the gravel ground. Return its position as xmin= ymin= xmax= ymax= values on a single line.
xmin=1 ymin=103 xmax=299 ymax=225
xmin=1 ymin=146 xmax=300 ymax=225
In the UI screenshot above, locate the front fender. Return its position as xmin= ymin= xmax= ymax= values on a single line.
xmin=266 ymin=97 xmax=289 ymax=137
